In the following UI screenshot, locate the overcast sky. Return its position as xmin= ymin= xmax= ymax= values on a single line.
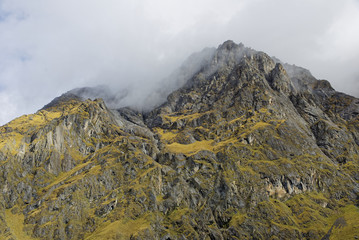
xmin=0 ymin=0 xmax=359 ymax=125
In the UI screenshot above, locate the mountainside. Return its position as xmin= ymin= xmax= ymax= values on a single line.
xmin=0 ymin=40 xmax=359 ymax=240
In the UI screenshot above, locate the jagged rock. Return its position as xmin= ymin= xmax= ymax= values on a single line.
xmin=0 ymin=40 xmax=359 ymax=239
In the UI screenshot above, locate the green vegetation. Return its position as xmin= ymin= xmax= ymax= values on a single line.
xmin=5 ymin=208 xmax=38 ymax=240
xmin=1 ymin=44 xmax=359 ymax=239
xmin=166 ymin=140 xmax=214 ymax=155
xmin=86 ymin=215 xmax=151 ymax=240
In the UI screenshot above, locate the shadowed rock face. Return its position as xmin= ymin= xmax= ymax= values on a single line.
xmin=1 ymin=40 xmax=359 ymax=240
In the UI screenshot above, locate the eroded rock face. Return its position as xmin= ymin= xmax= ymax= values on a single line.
xmin=1 ymin=40 xmax=359 ymax=240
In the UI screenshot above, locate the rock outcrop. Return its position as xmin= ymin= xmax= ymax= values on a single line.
xmin=0 ymin=40 xmax=358 ymax=239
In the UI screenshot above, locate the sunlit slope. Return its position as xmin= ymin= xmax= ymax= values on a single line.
xmin=0 ymin=97 xmax=160 ymax=239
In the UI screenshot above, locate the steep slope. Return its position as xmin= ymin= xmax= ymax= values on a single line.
xmin=0 ymin=40 xmax=358 ymax=240
xmin=0 ymin=96 xmax=160 ymax=239
xmin=144 ymin=40 xmax=359 ymax=239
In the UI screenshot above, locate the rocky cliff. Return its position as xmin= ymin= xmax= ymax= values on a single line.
xmin=0 ymin=40 xmax=358 ymax=239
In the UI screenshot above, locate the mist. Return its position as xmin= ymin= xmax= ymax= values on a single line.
xmin=0 ymin=0 xmax=358 ymax=125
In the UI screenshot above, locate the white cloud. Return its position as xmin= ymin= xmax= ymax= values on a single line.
xmin=0 ymin=0 xmax=358 ymax=125
xmin=0 ymin=91 xmax=17 ymax=125
xmin=316 ymin=1 xmax=359 ymax=60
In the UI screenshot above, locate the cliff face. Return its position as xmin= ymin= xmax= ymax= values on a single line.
xmin=0 ymin=40 xmax=358 ymax=240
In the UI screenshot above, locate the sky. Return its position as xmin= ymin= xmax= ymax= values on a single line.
xmin=0 ymin=0 xmax=359 ymax=125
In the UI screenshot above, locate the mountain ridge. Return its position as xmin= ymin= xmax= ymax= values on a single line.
xmin=0 ymin=40 xmax=359 ymax=239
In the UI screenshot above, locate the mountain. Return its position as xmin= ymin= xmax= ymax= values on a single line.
xmin=0 ymin=40 xmax=359 ymax=240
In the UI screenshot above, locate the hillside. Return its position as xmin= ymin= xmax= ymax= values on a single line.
xmin=0 ymin=40 xmax=359 ymax=239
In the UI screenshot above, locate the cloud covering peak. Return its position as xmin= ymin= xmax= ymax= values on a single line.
xmin=0 ymin=0 xmax=359 ymax=125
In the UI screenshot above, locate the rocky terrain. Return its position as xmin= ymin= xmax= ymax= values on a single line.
xmin=0 ymin=40 xmax=358 ymax=239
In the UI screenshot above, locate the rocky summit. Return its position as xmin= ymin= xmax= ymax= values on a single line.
xmin=1 ymin=40 xmax=359 ymax=240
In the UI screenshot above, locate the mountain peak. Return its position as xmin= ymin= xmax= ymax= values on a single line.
xmin=41 ymin=92 xmax=82 ymax=110
xmin=218 ymin=39 xmax=244 ymax=50
xmin=1 ymin=40 xmax=359 ymax=239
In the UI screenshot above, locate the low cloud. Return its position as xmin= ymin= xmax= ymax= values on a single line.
xmin=0 ymin=0 xmax=358 ymax=125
